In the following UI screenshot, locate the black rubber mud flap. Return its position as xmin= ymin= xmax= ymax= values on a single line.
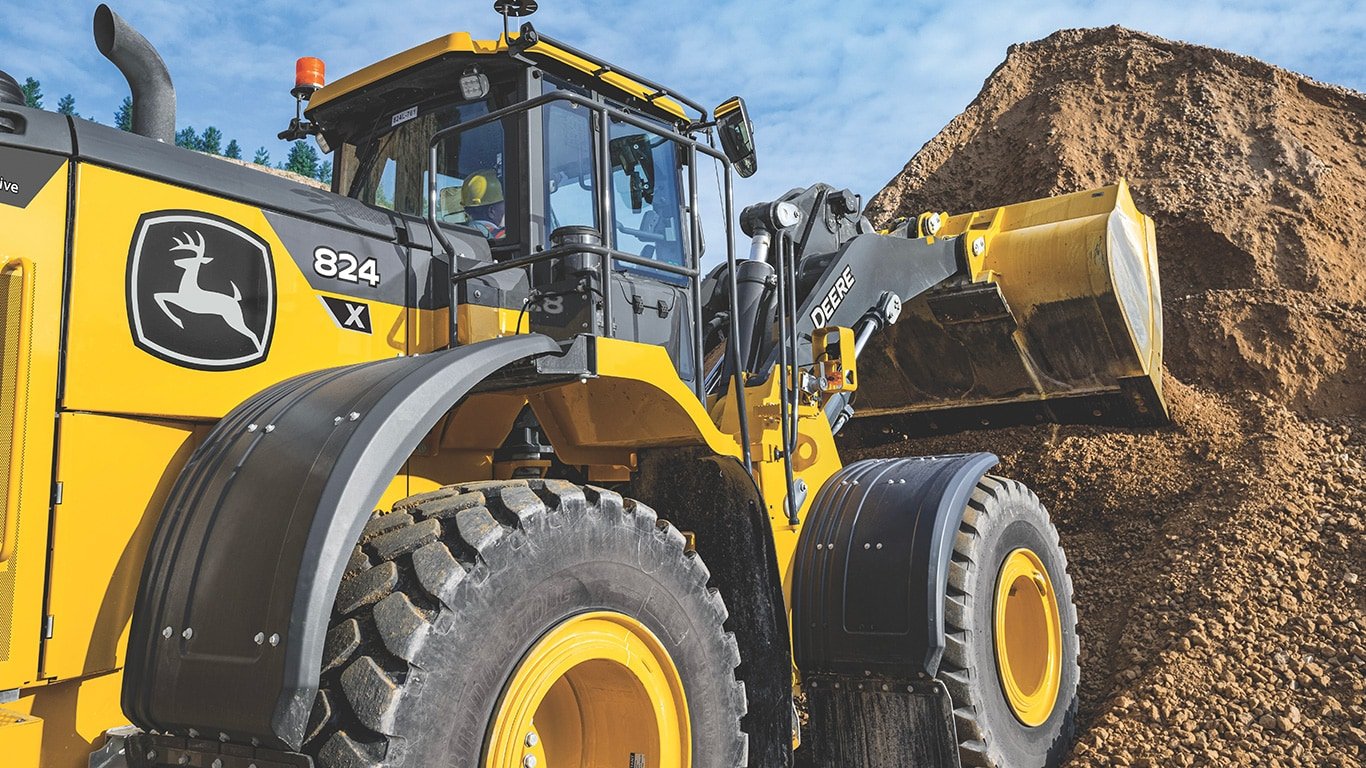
xmin=122 ymin=334 xmax=560 ymax=750
xmin=792 ymin=453 xmax=997 ymax=767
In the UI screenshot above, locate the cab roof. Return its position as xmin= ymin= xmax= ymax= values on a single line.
xmin=307 ymin=30 xmax=694 ymax=122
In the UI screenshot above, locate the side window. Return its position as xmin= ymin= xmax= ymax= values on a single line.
xmin=347 ymin=101 xmax=509 ymax=241
xmin=433 ymin=111 xmax=508 ymax=240
xmin=609 ymin=119 xmax=684 ymax=267
xmin=542 ymin=82 xmax=597 ymax=244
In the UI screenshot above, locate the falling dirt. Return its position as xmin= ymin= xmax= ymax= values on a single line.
xmin=849 ymin=26 xmax=1366 ymax=768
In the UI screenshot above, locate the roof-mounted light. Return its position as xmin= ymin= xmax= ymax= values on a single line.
xmin=292 ymin=56 xmax=326 ymax=99
xmin=460 ymin=66 xmax=490 ymax=101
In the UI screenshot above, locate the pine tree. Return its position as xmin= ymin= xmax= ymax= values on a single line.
xmin=114 ymin=96 xmax=133 ymax=131
xmin=199 ymin=126 xmax=223 ymax=155
xmin=283 ymin=140 xmax=320 ymax=178
xmin=252 ymin=146 xmax=271 ymax=165
xmin=175 ymin=126 xmax=199 ymax=150
xmin=224 ymin=139 xmax=242 ymax=159
xmin=56 ymin=93 xmax=78 ymax=116
xmin=316 ymin=160 xmax=333 ymax=184
xmin=20 ymin=78 xmax=41 ymax=109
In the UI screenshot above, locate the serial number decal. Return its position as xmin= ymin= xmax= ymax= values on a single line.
xmin=313 ymin=246 xmax=380 ymax=287
xmin=809 ymin=265 xmax=856 ymax=328
xmin=391 ymin=106 xmax=418 ymax=127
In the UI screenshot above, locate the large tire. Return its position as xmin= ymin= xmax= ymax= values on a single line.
xmin=305 ymin=479 xmax=748 ymax=768
xmin=938 ymin=476 xmax=1080 ymax=768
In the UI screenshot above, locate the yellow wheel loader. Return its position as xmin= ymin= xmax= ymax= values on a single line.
xmin=0 ymin=3 xmax=1164 ymax=767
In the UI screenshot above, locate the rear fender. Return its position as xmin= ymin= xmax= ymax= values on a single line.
xmin=792 ymin=453 xmax=998 ymax=677
xmin=122 ymin=334 xmax=561 ymax=749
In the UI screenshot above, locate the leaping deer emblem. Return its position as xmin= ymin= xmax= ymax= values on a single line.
xmin=154 ymin=231 xmax=263 ymax=353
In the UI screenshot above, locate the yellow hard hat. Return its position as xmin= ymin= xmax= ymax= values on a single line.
xmin=461 ymin=169 xmax=504 ymax=207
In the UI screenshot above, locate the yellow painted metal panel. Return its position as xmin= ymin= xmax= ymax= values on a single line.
xmin=64 ymin=165 xmax=407 ymax=420
xmin=0 ymin=160 xmax=66 ymax=691
xmin=9 ymin=670 xmax=127 ymax=768
xmin=0 ymin=706 xmax=42 ymax=767
xmin=43 ymin=413 xmax=201 ymax=681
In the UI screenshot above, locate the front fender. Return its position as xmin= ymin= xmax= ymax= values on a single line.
xmin=792 ymin=453 xmax=998 ymax=677
xmin=122 ymin=334 xmax=560 ymax=749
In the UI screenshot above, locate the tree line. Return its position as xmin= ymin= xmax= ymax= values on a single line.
xmin=20 ymin=77 xmax=332 ymax=184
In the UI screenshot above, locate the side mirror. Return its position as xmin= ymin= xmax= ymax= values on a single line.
xmin=714 ymin=96 xmax=757 ymax=178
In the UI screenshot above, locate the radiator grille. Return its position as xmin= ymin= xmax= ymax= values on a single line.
xmin=0 ymin=269 xmax=26 ymax=662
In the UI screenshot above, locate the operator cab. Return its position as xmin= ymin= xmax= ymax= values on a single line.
xmin=304 ymin=24 xmax=748 ymax=389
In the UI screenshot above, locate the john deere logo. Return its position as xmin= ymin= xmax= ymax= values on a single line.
xmin=126 ymin=211 xmax=275 ymax=370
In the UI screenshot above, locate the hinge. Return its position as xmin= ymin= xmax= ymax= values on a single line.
xmin=52 ymin=481 xmax=63 ymax=505
xmin=42 ymin=615 xmax=53 ymax=640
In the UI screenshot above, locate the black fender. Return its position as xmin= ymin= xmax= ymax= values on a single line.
xmin=122 ymin=334 xmax=561 ymax=750
xmin=633 ymin=448 xmax=793 ymax=768
xmin=792 ymin=453 xmax=998 ymax=677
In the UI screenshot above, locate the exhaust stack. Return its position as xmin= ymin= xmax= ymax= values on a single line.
xmin=93 ymin=4 xmax=175 ymax=143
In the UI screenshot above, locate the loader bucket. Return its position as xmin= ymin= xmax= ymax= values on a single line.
xmin=855 ymin=180 xmax=1166 ymax=433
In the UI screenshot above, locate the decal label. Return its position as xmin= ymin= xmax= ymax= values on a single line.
xmin=313 ymin=246 xmax=380 ymax=287
xmin=391 ymin=106 xmax=418 ymax=127
xmin=809 ymin=265 xmax=856 ymax=328
xmin=0 ymin=145 xmax=66 ymax=209
xmin=126 ymin=211 xmax=275 ymax=370
xmin=320 ymin=295 xmax=373 ymax=334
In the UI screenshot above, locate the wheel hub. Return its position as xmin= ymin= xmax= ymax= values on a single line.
xmin=485 ymin=611 xmax=691 ymax=767
xmin=993 ymin=547 xmax=1063 ymax=727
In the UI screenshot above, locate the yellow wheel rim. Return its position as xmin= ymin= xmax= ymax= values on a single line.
xmin=485 ymin=611 xmax=691 ymax=768
xmin=993 ymin=548 xmax=1063 ymax=727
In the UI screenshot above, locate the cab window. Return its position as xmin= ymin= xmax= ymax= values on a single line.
xmin=345 ymin=100 xmax=510 ymax=242
xmin=609 ymin=118 xmax=685 ymax=268
xmin=542 ymin=98 xmax=597 ymax=240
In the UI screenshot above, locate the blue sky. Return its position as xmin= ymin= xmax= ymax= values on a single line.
xmin=4 ymin=0 xmax=1364 ymax=219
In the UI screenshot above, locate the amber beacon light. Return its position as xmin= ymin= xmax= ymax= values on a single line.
xmin=293 ymin=56 xmax=326 ymax=98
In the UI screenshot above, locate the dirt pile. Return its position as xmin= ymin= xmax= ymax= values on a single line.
xmin=850 ymin=27 xmax=1366 ymax=767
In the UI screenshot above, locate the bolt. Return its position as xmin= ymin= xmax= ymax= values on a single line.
xmin=254 ymin=632 xmax=265 ymax=645
xmin=349 ymin=412 xmax=360 ymax=421
xmin=212 ymin=759 xmax=223 ymax=768
xmin=972 ymin=237 xmax=986 ymax=257
xmin=219 ymin=732 xmax=229 ymax=742
xmin=816 ymin=543 xmax=824 ymax=550
xmin=188 ymin=729 xmax=199 ymax=738
xmin=247 ymin=424 xmax=258 ymax=432
xmin=269 ymin=633 xmax=280 ymax=646
xmin=876 ymin=543 xmax=883 ymax=550
xmin=523 ymin=756 xmax=537 ymax=768
xmin=178 ymin=757 xmax=189 ymax=765
xmin=182 ymin=627 xmax=193 ymax=640
xmin=162 ymin=626 xmax=173 ymax=639
xmin=333 ymin=416 xmax=343 ymax=425
xmin=147 ymin=750 xmax=157 ymax=761
xmin=863 ymin=543 xmax=870 ymax=550
xmin=924 ymin=212 xmax=943 ymax=236
xmin=264 ymin=424 xmax=275 ymax=433
xmin=525 ymin=732 xmax=539 ymax=747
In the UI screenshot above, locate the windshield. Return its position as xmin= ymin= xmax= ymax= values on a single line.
xmin=345 ymin=100 xmax=508 ymax=240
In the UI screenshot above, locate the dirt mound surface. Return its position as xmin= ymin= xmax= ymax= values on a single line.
xmin=850 ymin=26 xmax=1366 ymax=767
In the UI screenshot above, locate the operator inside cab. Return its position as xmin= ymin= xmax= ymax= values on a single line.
xmin=461 ymin=168 xmax=505 ymax=240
